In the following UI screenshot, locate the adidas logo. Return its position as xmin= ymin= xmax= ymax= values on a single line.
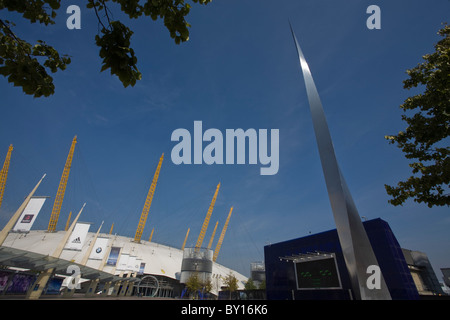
xmin=71 ymin=237 xmax=81 ymax=243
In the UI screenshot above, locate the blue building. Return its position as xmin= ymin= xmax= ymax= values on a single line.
xmin=264 ymin=218 xmax=419 ymax=300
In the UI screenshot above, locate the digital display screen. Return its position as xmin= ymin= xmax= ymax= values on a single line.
xmin=295 ymin=257 xmax=341 ymax=289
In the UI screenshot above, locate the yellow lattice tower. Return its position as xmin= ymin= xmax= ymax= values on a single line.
xmin=47 ymin=136 xmax=77 ymax=232
xmin=134 ymin=153 xmax=164 ymax=243
xmin=0 ymin=144 xmax=13 ymax=211
xmin=195 ymin=183 xmax=220 ymax=249
xmin=213 ymin=207 xmax=233 ymax=262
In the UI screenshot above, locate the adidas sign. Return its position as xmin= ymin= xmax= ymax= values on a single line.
xmin=71 ymin=237 xmax=81 ymax=243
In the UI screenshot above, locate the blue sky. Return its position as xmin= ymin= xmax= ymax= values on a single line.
xmin=0 ymin=0 xmax=449 ymax=278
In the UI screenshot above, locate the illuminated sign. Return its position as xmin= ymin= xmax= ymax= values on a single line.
xmin=294 ymin=255 xmax=342 ymax=290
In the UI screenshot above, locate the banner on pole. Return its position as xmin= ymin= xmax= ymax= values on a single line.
xmin=65 ymin=222 xmax=91 ymax=250
xmin=13 ymin=197 xmax=47 ymax=232
xmin=116 ymin=253 xmax=129 ymax=270
xmin=89 ymin=237 xmax=109 ymax=260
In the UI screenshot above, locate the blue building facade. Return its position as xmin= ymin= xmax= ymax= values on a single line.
xmin=264 ymin=218 xmax=419 ymax=300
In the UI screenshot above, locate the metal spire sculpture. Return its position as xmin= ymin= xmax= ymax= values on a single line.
xmin=290 ymin=23 xmax=391 ymax=300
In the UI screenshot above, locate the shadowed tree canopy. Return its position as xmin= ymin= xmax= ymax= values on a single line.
xmin=223 ymin=272 xmax=238 ymax=299
xmin=0 ymin=0 xmax=211 ymax=97
xmin=385 ymin=23 xmax=449 ymax=208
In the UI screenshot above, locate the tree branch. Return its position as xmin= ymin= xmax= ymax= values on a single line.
xmin=0 ymin=19 xmax=31 ymax=59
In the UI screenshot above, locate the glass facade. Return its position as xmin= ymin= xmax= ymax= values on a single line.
xmin=180 ymin=247 xmax=213 ymax=284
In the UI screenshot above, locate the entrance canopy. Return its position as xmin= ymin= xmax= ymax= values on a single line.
xmin=0 ymin=246 xmax=130 ymax=284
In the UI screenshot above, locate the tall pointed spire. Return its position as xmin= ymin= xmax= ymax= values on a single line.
xmin=290 ymin=23 xmax=391 ymax=300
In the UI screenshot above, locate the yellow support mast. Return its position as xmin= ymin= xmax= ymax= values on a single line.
xmin=207 ymin=221 xmax=219 ymax=250
xmin=64 ymin=211 xmax=72 ymax=231
xmin=148 ymin=228 xmax=154 ymax=242
xmin=47 ymin=136 xmax=77 ymax=232
xmin=0 ymin=144 xmax=13 ymax=211
xmin=181 ymin=228 xmax=190 ymax=251
xmin=195 ymin=183 xmax=220 ymax=249
xmin=134 ymin=153 xmax=164 ymax=243
xmin=213 ymin=207 xmax=233 ymax=262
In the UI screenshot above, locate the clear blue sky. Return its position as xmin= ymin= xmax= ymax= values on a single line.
xmin=1 ymin=0 xmax=449 ymax=278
